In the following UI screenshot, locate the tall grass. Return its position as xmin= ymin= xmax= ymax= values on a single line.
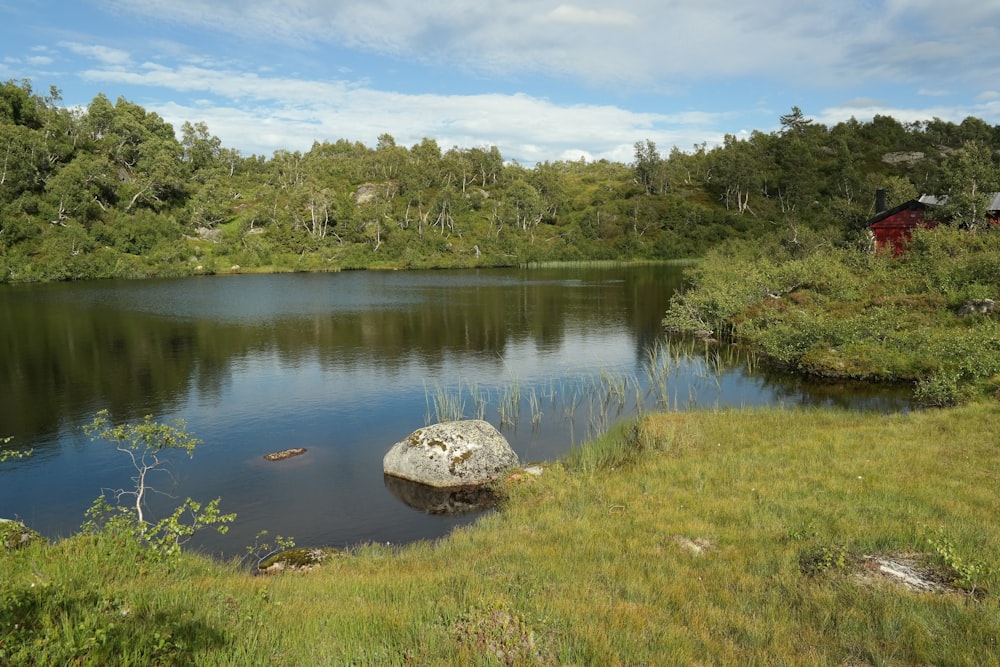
xmin=5 ymin=404 xmax=998 ymax=665
xmin=424 ymin=380 xmax=465 ymax=423
xmin=422 ymin=338 xmax=744 ymax=445
xmin=520 ymin=259 xmax=696 ymax=269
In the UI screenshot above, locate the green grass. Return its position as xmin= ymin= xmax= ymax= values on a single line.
xmin=3 ymin=404 xmax=999 ymax=665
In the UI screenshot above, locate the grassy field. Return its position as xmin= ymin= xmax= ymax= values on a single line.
xmin=3 ymin=403 xmax=999 ymax=665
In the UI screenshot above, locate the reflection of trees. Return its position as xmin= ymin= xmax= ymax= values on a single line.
xmin=647 ymin=336 xmax=914 ymax=412
xmin=0 ymin=267 xmax=685 ymax=443
xmin=750 ymin=363 xmax=913 ymax=411
xmin=0 ymin=296 xmax=199 ymax=439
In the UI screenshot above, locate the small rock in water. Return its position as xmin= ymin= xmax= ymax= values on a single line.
xmin=264 ymin=448 xmax=307 ymax=461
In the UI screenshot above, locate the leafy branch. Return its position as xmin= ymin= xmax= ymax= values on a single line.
xmin=82 ymin=410 xmax=235 ymax=558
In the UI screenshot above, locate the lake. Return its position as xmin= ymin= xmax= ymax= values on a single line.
xmin=0 ymin=266 xmax=911 ymax=558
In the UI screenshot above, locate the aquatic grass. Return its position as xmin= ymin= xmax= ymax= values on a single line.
xmin=424 ymin=380 xmax=466 ymax=423
xmin=497 ymin=382 xmax=521 ymax=429
xmin=643 ymin=340 xmax=675 ymax=408
xmin=520 ymin=259 xmax=696 ymax=269
xmin=421 ymin=341 xmax=735 ymax=444
xmin=468 ymin=381 xmax=489 ymax=421
xmin=528 ymin=388 xmax=543 ymax=429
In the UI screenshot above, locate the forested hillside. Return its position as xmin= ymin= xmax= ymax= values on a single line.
xmin=2 ymin=79 xmax=999 ymax=282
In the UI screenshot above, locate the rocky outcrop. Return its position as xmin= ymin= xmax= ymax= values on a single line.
xmin=353 ymin=181 xmax=400 ymax=206
xmin=0 ymin=518 xmax=44 ymax=551
xmin=383 ymin=420 xmax=519 ymax=488
xmin=881 ymin=151 xmax=925 ymax=165
xmin=957 ymin=298 xmax=995 ymax=316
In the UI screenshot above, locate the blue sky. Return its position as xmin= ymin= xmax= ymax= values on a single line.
xmin=2 ymin=0 xmax=999 ymax=165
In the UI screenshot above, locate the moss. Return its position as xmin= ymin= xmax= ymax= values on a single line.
xmin=451 ymin=449 xmax=473 ymax=464
xmin=406 ymin=431 xmax=446 ymax=450
xmin=448 ymin=449 xmax=475 ymax=474
xmin=0 ymin=519 xmax=44 ymax=551
xmin=258 ymin=546 xmax=343 ymax=573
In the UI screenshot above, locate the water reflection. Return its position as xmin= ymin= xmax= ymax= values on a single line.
xmin=0 ymin=267 xmax=913 ymax=557
xmin=383 ymin=475 xmax=500 ymax=515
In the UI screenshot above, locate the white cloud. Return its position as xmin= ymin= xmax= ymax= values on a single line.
xmin=32 ymin=0 xmax=1000 ymax=92
xmin=61 ymin=41 xmax=132 ymax=66
xmin=86 ymin=1 xmax=933 ymax=87
xmin=541 ymin=4 xmax=637 ymax=26
xmin=137 ymin=65 xmax=716 ymax=163
xmin=61 ymin=38 xmax=716 ymax=162
xmin=5 ymin=1 xmax=998 ymax=164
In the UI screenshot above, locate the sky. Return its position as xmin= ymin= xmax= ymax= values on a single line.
xmin=2 ymin=0 xmax=1000 ymax=165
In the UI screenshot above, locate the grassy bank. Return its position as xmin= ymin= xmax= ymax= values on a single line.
xmin=663 ymin=227 xmax=1000 ymax=406
xmin=3 ymin=404 xmax=999 ymax=665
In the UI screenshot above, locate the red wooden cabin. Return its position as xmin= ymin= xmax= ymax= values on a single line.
xmin=866 ymin=190 xmax=1000 ymax=254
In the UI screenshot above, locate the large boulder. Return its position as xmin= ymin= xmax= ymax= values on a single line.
xmin=383 ymin=420 xmax=519 ymax=488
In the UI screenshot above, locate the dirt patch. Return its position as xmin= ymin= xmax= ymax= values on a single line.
xmin=801 ymin=547 xmax=985 ymax=598
xmin=672 ymin=535 xmax=714 ymax=556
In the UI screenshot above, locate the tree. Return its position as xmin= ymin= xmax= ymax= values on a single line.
xmin=933 ymin=141 xmax=1000 ymax=231
xmin=711 ymin=134 xmax=761 ymax=215
xmin=779 ymin=106 xmax=812 ymax=135
xmin=633 ymin=139 xmax=667 ymax=195
xmin=665 ymin=144 xmax=712 ymax=187
xmin=83 ymin=410 xmax=235 ymax=557
xmin=43 ymin=152 xmax=116 ymax=225
xmin=0 ymin=78 xmax=45 ymax=129
xmin=180 ymin=120 xmax=222 ymax=174
xmin=773 ymin=109 xmax=825 ymax=213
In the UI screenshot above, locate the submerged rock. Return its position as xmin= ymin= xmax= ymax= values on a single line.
xmin=383 ymin=420 xmax=519 ymax=488
xmin=263 ymin=447 xmax=307 ymax=461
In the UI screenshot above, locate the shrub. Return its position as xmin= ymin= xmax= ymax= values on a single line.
xmin=664 ymin=231 xmax=1000 ymax=403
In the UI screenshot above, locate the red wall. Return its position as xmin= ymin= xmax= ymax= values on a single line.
xmin=869 ymin=208 xmax=930 ymax=254
xmin=869 ymin=202 xmax=1000 ymax=255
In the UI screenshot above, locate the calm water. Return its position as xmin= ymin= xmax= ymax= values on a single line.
xmin=0 ymin=267 xmax=910 ymax=558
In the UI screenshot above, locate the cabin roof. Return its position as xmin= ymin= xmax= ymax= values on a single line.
xmin=917 ymin=193 xmax=1000 ymax=210
xmin=866 ymin=198 xmax=927 ymax=227
xmin=867 ymin=192 xmax=1000 ymax=228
